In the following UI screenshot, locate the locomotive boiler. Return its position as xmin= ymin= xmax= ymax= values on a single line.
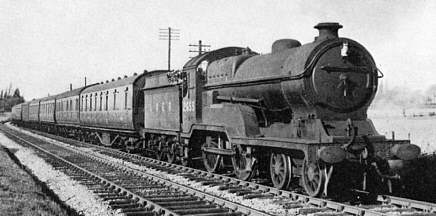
xmin=179 ymin=22 xmax=421 ymax=197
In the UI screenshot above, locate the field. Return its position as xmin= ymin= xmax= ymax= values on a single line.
xmin=369 ymin=108 xmax=436 ymax=154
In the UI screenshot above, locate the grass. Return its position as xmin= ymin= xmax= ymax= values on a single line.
xmin=0 ymin=146 xmax=75 ymax=216
xmin=0 ymin=112 xmax=10 ymax=123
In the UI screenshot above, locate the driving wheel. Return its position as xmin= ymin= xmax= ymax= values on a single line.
xmin=270 ymin=152 xmax=293 ymax=189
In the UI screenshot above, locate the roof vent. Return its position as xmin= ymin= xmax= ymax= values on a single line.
xmin=143 ymin=70 xmax=148 ymax=73
xmin=124 ymin=75 xmax=128 ymax=78
xmin=133 ymin=72 xmax=138 ymax=76
xmin=117 ymin=77 xmax=121 ymax=80
xmin=106 ymin=80 xmax=109 ymax=83
xmin=271 ymin=39 xmax=301 ymax=53
xmin=314 ymin=22 xmax=342 ymax=41
xmin=111 ymin=79 xmax=115 ymax=82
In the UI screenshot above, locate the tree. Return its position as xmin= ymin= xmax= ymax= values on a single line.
xmin=13 ymin=88 xmax=20 ymax=98
xmin=0 ymin=85 xmax=25 ymax=112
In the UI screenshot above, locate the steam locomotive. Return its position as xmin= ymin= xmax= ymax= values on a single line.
xmin=10 ymin=22 xmax=420 ymax=198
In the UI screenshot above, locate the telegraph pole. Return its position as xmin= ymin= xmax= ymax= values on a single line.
xmin=159 ymin=27 xmax=180 ymax=71
xmin=189 ymin=40 xmax=211 ymax=56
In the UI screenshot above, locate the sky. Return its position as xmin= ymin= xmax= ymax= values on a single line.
xmin=1 ymin=0 xmax=435 ymax=100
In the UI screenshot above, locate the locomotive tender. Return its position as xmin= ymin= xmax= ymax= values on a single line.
xmin=10 ymin=23 xmax=420 ymax=198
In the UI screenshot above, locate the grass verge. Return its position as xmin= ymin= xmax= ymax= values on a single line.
xmin=0 ymin=145 xmax=78 ymax=216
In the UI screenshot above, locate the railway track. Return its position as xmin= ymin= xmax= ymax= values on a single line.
xmin=2 ymin=124 xmax=436 ymax=216
xmin=0 ymin=125 xmax=271 ymax=216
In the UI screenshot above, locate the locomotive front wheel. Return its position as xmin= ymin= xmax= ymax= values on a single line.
xmin=270 ymin=153 xmax=292 ymax=189
xmin=202 ymin=135 xmax=223 ymax=173
xmin=302 ymin=158 xmax=325 ymax=197
xmin=232 ymin=145 xmax=257 ymax=181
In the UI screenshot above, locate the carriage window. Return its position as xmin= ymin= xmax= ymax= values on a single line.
xmin=81 ymin=96 xmax=84 ymax=111
xmin=89 ymin=95 xmax=92 ymax=111
xmin=124 ymin=87 xmax=128 ymax=109
xmin=105 ymin=91 xmax=109 ymax=110
xmin=113 ymin=89 xmax=117 ymax=110
xmin=94 ymin=94 xmax=97 ymax=111
xmin=70 ymin=100 xmax=73 ymax=111
xmin=85 ymin=95 xmax=88 ymax=111
xmin=100 ymin=93 xmax=102 ymax=111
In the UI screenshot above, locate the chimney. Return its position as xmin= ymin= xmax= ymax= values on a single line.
xmin=314 ymin=22 xmax=342 ymax=41
xmin=70 ymin=84 xmax=72 ymax=91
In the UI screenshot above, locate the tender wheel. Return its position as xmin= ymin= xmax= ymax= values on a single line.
xmin=155 ymin=140 xmax=166 ymax=161
xmin=302 ymin=158 xmax=325 ymax=197
xmin=166 ymin=142 xmax=176 ymax=164
xmin=232 ymin=145 xmax=257 ymax=181
xmin=155 ymin=149 xmax=165 ymax=161
xmin=270 ymin=152 xmax=292 ymax=189
xmin=202 ymin=135 xmax=224 ymax=173
xmin=155 ymin=141 xmax=174 ymax=163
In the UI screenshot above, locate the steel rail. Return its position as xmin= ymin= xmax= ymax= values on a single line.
xmin=0 ymin=125 xmax=272 ymax=216
xmin=378 ymin=195 xmax=436 ymax=212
